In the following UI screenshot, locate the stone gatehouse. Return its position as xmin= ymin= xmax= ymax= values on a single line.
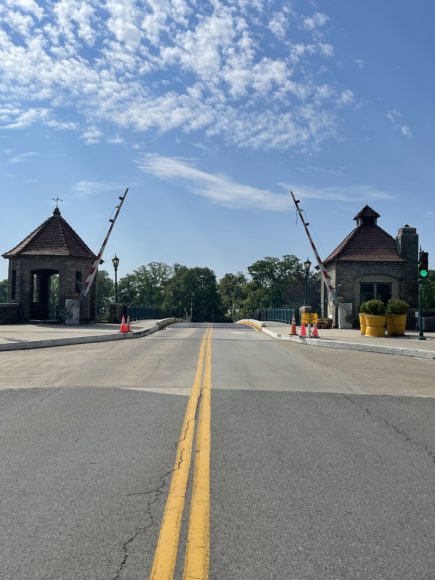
xmin=2 ymin=207 xmax=96 ymax=322
xmin=321 ymin=205 xmax=418 ymax=325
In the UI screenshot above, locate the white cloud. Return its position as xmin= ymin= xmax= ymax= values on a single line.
xmin=73 ymin=181 xmax=125 ymax=195
xmin=302 ymin=12 xmax=329 ymax=31
xmin=7 ymin=0 xmax=44 ymax=20
xmin=337 ymin=89 xmax=355 ymax=107
xmin=81 ymin=126 xmax=102 ymax=144
xmin=268 ymin=11 xmax=288 ymax=41
xmin=138 ymin=154 xmax=395 ymax=210
xmin=281 ymin=184 xmax=395 ymax=202
xmin=9 ymin=151 xmax=38 ymax=163
xmin=400 ymin=125 xmax=412 ymax=138
xmin=0 ymin=2 xmax=349 ymax=151
xmin=386 ymin=109 xmax=412 ymax=139
xmin=137 ymin=153 xmax=290 ymax=211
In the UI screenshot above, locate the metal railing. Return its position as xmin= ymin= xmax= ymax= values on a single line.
xmin=257 ymin=308 xmax=294 ymax=324
xmin=96 ymin=304 xmax=172 ymax=323
xmin=123 ymin=305 xmax=171 ymax=320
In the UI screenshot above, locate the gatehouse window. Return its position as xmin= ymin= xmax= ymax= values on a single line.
xmin=360 ymin=282 xmax=392 ymax=304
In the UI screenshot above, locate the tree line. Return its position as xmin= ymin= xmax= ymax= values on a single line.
xmin=2 ymin=260 xmax=435 ymax=322
xmin=96 ymin=255 xmax=321 ymax=322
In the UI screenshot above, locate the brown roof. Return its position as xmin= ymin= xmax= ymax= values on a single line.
xmin=324 ymin=223 xmax=404 ymax=265
xmin=3 ymin=209 xmax=95 ymax=259
xmin=353 ymin=205 xmax=380 ymax=220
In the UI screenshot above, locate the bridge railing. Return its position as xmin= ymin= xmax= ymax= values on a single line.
xmin=96 ymin=304 xmax=173 ymax=323
xmin=256 ymin=308 xmax=294 ymax=324
xmin=123 ymin=305 xmax=171 ymax=321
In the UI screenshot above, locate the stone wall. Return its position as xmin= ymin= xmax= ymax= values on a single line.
xmin=7 ymin=255 xmax=96 ymax=322
xmin=325 ymin=261 xmax=409 ymax=325
xmin=396 ymin=226 xmax=419 ymax=307
xmin=0 ymin=303 xmax=20 ymax=323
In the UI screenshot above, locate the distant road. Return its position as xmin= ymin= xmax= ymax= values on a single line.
xmin=1 ymin=323 xmax=434 ymax=579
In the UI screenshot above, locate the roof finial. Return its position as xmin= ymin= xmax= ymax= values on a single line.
xmin=52 ymin=196 xmax=63 ymax=215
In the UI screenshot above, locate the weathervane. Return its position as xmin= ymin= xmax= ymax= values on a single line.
xmin=52 ymin=196 xmax=63 ymax=209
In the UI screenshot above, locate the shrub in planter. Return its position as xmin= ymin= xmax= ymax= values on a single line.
xmin=385 ymin=299 xmax=409 ymax=315
xmin=364 ymin=299 xmax=386 ymax=337
xmin=364 ymin=300 xmax=385 ymax=315
xmin=385 ymin=299 xmax=409 ymax=336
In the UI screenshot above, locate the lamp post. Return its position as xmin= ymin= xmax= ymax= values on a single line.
xmin=112 ymin=254 xmax=119 ymax=303
xmin=303 ymin=258 xmax=311 ymax=305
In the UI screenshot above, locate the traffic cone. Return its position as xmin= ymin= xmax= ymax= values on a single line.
xmin=290 ymin=316 xmax=297 ymax=336
xmin=119 ymin=315 xmax=128 ymax=333
xmin=300 ymin=323 xmax=306 ymax=337
xmin=312 ymin=323 xmax=319 ymax=338
xmin=126 ymin=315 xmax=131 ymax=332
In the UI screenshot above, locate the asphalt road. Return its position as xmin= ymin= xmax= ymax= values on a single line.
xmin=0 ymin=323 xmax=434 ymax=579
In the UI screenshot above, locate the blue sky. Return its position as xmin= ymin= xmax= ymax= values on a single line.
xmin=1 ymin=0 xmax=434 ymax=282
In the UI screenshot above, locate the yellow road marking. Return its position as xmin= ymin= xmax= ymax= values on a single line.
xmin=183 ymin=328 xmax=212 ymax=579
xmin=150 ymin=327 xmax=212 ymax=580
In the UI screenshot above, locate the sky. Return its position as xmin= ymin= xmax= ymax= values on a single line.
xmin=1 ymin=0 xmax=434 ymax=282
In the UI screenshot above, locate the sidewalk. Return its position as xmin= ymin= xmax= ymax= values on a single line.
xmin=0 ymin=319 xmax=178 ymax=351
xmin=239 ymin=320 xmax=435 ymax=360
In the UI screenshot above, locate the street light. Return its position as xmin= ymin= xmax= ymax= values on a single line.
xmin=303 ymin=258 xmax=311 ymax=305
xmin=112 ymin=254 xmax=119 ymax=303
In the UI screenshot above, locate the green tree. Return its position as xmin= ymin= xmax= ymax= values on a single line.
xmin=118 ymin=273 xmax=138 ymax=305
xmin=422 ymin=270 xmax=435 ymax=308
xmin=238 ymin=283 xmax=270 ymax=319
xmin=118 ymin=262 xmax=173 ymax=307
xmin=0 ymin=279 xmax=8 ymax=302
xmin=246 ymin=254 xmax=319 ymax=313
xmin=96 ymin=270 xmax=115 ymax=310
xmin=218 ymin=272 xmax=248 ymax=320
xmin=165 ymin=265 xmax=224 ymax=322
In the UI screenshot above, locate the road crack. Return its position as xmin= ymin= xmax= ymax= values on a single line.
xmin=343 ymin=394 xmax=435 ymax=464
xmin=112 ymin=419 xmax=194 ymax=579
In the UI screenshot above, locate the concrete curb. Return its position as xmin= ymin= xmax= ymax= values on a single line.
xmin=238 ymin=321 xmax=435 ymax=360
xmin=0 ymin=318 xmax=181 ymax=352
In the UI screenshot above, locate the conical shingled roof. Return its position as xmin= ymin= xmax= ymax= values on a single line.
xmin=2 ymin=208 xmax=95 ymax=259
xmin=323 ymin=206 xmax=404 ymax=265
xmin=353 ymin=205 xmax=380 ymax=220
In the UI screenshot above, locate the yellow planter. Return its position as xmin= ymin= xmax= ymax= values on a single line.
xmin=359 ymin=313 xmax=367 ymax=335
xmin=386 ymin=314 xmax=407 ymax=336
xmin=365 ymin=315 xmax=386 ymax=337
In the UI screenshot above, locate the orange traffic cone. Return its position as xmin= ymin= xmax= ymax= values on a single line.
xmin=312 ymin=323 xmax=319 ymax=338
xmin=119 ymin=315 xmax=128 ymax=333
xmin=290 ymin=316 xmax=297 ymax=336
xmin=300 ymin=323 xmax=307 ymax=337
xmin=126 ymin=315 xmax=131 ymax=332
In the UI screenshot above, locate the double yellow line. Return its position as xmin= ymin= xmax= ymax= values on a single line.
xmin=150 ymin=327 xmax=212 ymax=580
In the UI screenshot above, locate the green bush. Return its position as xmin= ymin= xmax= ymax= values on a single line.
xmin=364 ymin=299 xmax=385 ymax=315
xmin=359 ymin=301 xmax=368 ymax=314
xmin=385 ymin=298 xmax=409 ymax=315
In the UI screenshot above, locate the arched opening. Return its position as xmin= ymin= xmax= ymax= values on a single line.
xmin=30 ymin=270 xmax=60 ymax=320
